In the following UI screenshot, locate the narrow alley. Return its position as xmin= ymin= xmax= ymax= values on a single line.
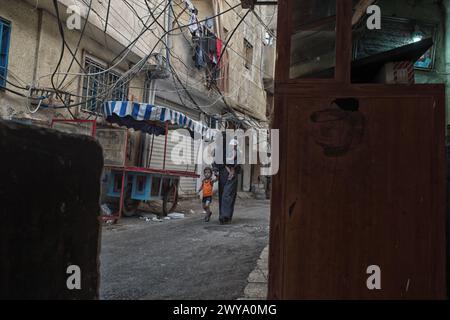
xmin=100 ymin=198 xmax=270 ymax=300
xmin=2 ymin=0 xmax=450 ymax=305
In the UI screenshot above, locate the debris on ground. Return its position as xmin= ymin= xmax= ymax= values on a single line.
xmin=168 ymin=213 xmax=185 ymax=219
xmin=101 ymin=204 xmax=112 ymax=216
xmin=100 ymin=198 xmax=270 ymax=300
xmin=139 ymin=213 xmax=157 ymax=222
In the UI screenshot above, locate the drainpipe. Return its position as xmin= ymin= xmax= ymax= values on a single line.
xmin=165 ymin=0 xmax=172 ymax=69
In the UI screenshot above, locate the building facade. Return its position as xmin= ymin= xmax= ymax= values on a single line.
xmin=0 ymin=0 xmax=276 ymax=197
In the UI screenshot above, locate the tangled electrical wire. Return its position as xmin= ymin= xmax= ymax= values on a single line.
xmin=3 ymin=0 xmax=273 ymax=128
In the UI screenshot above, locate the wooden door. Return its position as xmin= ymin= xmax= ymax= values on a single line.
xmin=269 ymin=87 xmax=446 ymax=299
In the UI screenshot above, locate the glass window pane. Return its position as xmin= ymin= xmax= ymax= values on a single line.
xmin=0 ymin=20 xmax=11 ymax=87
xmin=290 ymin=0 xmax=337 ymax=79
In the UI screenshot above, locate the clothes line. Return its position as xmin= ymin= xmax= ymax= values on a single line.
xmin=182 ymin=0 xmax=223 ymax=71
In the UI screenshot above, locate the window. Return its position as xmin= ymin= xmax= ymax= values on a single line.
xmin=244 ymin=39 xmax=253 ymax=70
xmin=0 ymin=18 xmax=11 ymax=88
xmin=207 ymin=116 xmax=217 ymax=129
xmin=289 ymin=0 xmax=336 ymax=79
xmin=82 ymin=57 xmax=129 ymax=113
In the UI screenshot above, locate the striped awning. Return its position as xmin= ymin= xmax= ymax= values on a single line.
xmin=104 ymin=101 xmax=216 ymax=138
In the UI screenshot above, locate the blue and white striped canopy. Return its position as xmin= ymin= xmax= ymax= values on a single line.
xmin=104 ymin=101 xmax=215 ymax=138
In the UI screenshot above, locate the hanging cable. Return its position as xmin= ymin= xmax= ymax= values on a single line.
xmin=43 ymin=2 xmax=241 ymax=112
xmin=100 ymin=3 xmax=241 ymax=110
xmin=57 ymin=0 xmax=93 ymax=91
xmin=51 ymin=0 xmax=76 ymax=119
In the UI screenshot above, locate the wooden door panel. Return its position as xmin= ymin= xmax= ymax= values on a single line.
xmin=280 ymin=96 xmax=443 ymax=299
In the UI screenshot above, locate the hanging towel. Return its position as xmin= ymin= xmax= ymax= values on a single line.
xmin=193 ymin=45 xmax=206 ymax=69
xmin=184 ymin=0 xmax=195 ymax=11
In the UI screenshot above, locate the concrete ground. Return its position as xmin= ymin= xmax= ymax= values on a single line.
xmin=239 ymin=245 xmax=269 ymax=300
xmin=99 ymin=197 xmax=270 ymax=300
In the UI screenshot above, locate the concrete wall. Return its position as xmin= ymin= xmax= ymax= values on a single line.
xmin=219 ymin=0 xmax=269 ymax=120
xmin=27 ymin=0 xmax=165 ymax=61
xmin=0 ymin=0 xmax=275 ymax=197
xmin=0 ymin=120 xmax=103 ymax=299
xmin=0 ymin=0 xmax=40 ymax=120
xmin=168 ymin=0 xmax=270 ymax=121
xmin=0 ymin=0 xmax=272 ymax=123
xmin=0 ymin=0 xmax=141 ymax=122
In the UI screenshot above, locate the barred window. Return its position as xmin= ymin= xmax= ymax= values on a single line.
xmin=82 ymin=57 xmax=129 ymax=113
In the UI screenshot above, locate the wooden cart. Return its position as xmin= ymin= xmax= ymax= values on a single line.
xmin=50 ymin=101 xmax=210 ymax=222
xmin=98 ymin=101 xmax=214 ymax=221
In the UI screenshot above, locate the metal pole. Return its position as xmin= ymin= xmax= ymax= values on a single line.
xmin=104 ymin=0 xmax=111 ymax=33
xmin=163 ymin=122 xmax=169 ymax=170
xmin=118 ymin=171 xmax=126 ymax=219
xmin=148 ymin=134 xmax=155 ymax=167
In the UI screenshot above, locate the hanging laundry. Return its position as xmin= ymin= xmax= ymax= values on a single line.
xmin=188 ymin=12 xmax=200 ymax=36
xmin=184 ymin=0 xmax=195 ymax=11
xmin=199 ymin=33 xmax=208 ymax=54
xmin=216 ymin=38 xmax=223 ymax=62
xmin=205 ymin=16 xmax=214 ymax=30
xmin=208 ymin=32 xmax=217 ymax=56
xmin=204 ymin=30 xmax=217 ymax=64
xmin=193 ymin=45 xmax=206 ymax=70
xmin=186 ymin=3 xmax=221 ymax=80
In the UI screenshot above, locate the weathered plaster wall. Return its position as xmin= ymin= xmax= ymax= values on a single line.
xmin=1 ymin=0 xmax=272 ymax=124
xmin=0 ymin=0 xmax=143 ymax=123
xmin=170 ymin=0 xmax=270 ymax=121
xmin=220 ymin=0 xmax=268 ymax=120
xmin=0 ymin=0 xmax=39 ymax=120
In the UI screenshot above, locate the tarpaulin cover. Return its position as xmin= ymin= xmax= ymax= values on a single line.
xmin=104 ymin=101 xmax=215 ymax=138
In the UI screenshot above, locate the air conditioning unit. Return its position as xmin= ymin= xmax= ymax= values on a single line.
xmin=141 ymin=53 xmax=170 ymax=79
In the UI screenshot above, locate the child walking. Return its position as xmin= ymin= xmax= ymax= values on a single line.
xmin=198 ymin=167 xmax=217 ymax=222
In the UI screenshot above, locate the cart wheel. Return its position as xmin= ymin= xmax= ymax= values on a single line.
xmin=162 ymin=182 xmax=178 ymax=216
xmin=122 ymin=185 xmax=139 ymax=217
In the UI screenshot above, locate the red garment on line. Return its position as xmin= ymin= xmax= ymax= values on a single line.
xmin=216 ymin=39 xmax=222 ymax=62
